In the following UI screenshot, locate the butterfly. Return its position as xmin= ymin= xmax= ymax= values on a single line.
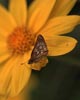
xmin=28 ymin=35 xmax=48 ymax=64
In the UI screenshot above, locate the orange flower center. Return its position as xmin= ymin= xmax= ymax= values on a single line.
xmin=7 ymin=26 xmax=35 ymax=55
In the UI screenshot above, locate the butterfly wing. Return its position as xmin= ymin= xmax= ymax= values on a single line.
xmin=28 ymin=35 xmax=48 ymax=64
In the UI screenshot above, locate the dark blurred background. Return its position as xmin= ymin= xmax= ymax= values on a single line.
xmin=0 ymin=0 xmax=80 ymax=100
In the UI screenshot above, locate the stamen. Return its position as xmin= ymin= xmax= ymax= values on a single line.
xmin=7 ymin=26 xmax=35 ymax=55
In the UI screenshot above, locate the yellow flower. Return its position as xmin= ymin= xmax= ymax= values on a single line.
xmin=0 ymin=0 xmax=79 ymax=97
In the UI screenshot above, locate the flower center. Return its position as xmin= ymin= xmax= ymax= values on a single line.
xmin=7 ymin=26 xmax=35 ymax=55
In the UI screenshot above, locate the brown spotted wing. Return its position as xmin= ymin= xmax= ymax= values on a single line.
xmin=28 ymin=35 xmax=48 ymax=64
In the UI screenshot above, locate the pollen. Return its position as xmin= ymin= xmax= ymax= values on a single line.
xmin=7 ymin=26 xmax=35 ymax=55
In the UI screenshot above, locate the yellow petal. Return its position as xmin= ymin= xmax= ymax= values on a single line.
xmin=0 ymin=41 xmax=8 ymax=55
xmin=28 ymin=0 xmax=56 ymax=33
xmin=8 ymin=95 xmax=23 ymax=100
xmin=0 ymin=5 xmax=17 ymax=37
xmin=50 ymin=0 xmax=77 ymax=17
xmin=0 ymin=53 xmax=10 ymax=64
xmin=0 ymin=39 xmax=10 ymax=63
xmin=45 ymin=36 xmax=77 ymax=56
xmin=39 ymin=16 xmax=80 ymax=36
xmin=0 ymin=56 xmax=19 ymax=96
xmin=9 ymin=0 xmax=27 ymax=26
xmin=10 ymin=55 xmax=31 ymax=97
xmin=0 ymin=96 xmax=7 ymax=100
